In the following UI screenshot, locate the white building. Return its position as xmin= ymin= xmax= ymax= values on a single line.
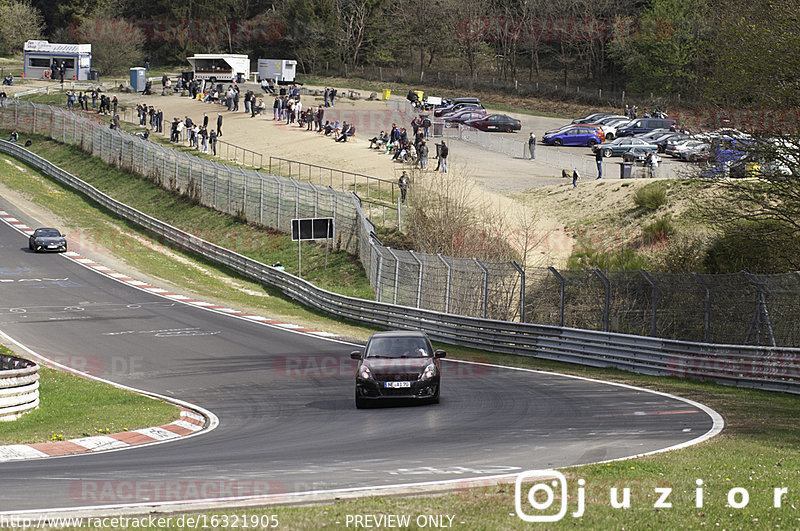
xmin=23 ymin=40 xmax=92 ymax=81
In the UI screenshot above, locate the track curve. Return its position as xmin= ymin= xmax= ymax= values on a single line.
xmin=0 ymin=198 xmax=721 ymax=515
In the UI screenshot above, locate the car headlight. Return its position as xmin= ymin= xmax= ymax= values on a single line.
xmin=420 ymin=363 xmax=437 ymax=380
xmin=359 ymin=365 xmax=373 ymax=380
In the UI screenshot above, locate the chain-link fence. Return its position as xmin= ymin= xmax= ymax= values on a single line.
xmin=3 ymin=99 xmax=799 ymax=347
xmin=1 ymin=99 xmax=362 ymax=254
xmin=523 ymin=268 xmax=800 ymax=347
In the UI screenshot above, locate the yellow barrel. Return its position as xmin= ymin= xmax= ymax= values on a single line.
xmin=382 ymin=89 xmax=391 ymax=100
xmin=414 ymin=90 xmax=424 ymax=101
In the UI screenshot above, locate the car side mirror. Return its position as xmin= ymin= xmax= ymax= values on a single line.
xmin=434 ymin=350 xmax=446 ymax=358
xmin=350 ymin=351 xmax=362 ymax=360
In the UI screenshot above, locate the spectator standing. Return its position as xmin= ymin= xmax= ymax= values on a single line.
xmin=209 ymin=129 xmax=217 ymax=155
xmin=438 ymin=141 xmax=448 ymax=173
xmin=419 ymin=140 xmax=429 ymax=169
xmin=273 ymin=96 xmax=280 ymax=120
xmin=199 ymin=125 xmax=208 ymax=152
xmin=528 ymin=132 xmax=536 ymax=160
xmin=112 ymin=96 xmax=118 ymax=114
xmin=330 ymin=88 xmax=336 ymax=107
xmin=422 ymin=115 xmax=431 ymax=138
xmin=398 ymin=171 xmax=410 ymax=204
xmin=647 ymin=152 xmax=658 ymax=178
xmin=323 ymin=87 xmax=330 ymax=107
xmin=572 ymin=168 xmax=580 ymax=188
xmin=595 ymin=147 xmax=603 ymax=179
xmin=203 ymin=113 xmax=208 ymax=129
xmin=217 ymin=113 xmax=223 ymax=137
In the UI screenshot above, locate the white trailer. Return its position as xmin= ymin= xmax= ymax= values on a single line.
xmin=187 ymin=54 xmax=250 ymax=83
xmin=257 ymin=59 xmax=297 ymax=85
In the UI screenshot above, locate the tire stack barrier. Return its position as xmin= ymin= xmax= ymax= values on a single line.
xmin=0 ymin=354 xmax=40 ymax=421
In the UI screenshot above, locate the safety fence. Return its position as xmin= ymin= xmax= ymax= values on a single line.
xmin=3 ymin=138 xmax=800 ymax=394
xmin=0 ymin=99 xmax=362 ymax=254
xmin=269 ymin=156 xmax=401 ymax=205
xmin=2 ymin=100 xmax=800 ymax=347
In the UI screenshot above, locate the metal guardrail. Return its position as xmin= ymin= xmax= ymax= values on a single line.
xmin=0 ymin=354 xmax=39 ymax=421
xmin=2 ymin=138 xmax=799 ymax=395
xmin=269 ymin=156 xmax=399 ymax=205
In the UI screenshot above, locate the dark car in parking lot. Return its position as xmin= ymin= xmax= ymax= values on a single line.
xmin=434 ymin=101 xmax=484 ymax=117
xmin=442 ymin=108 xmax=488 ymax=127
xmin=622 ymin=147 xmax=660 ymax=163
xmin=572 ymin=112 xmax=616 ymax=124
xmin=28 ymin=227 xmax=67 ymax=253
xmin=465 ymin=114 xmax=522 ymax=132
xmin=593 ymin=137 xmax=659 ymax=157
xmin=615 ymin=118 xmax=676 ymax=137
xmin=351 ymin=330 xmax=445 ymax=408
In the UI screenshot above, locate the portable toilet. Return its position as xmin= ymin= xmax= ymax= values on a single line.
xmin=130 ymin=67 xmax=146 ymax=92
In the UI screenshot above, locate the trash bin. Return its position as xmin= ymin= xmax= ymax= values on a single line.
xmin=414 ymin=90 xmax=424 ymax=101
xmin=129 ymin=67 xmax=146 ymax=93
xmin=89 ymin=70 xmax=99 ymax=81
xmin=382 ymin=89 xmax=391 ymax=100
xmin=620 ymin=162 xmax=633 ymax=179
xmin=433 ymin=122 xmax=444 ymax=137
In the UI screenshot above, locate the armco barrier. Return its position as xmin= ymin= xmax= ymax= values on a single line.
xmin=2 ymin=140 xmax=799 ymax=394
xmin=0 ymin=354 xmax=40 ymax=421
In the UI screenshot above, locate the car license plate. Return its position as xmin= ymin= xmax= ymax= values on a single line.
xmin=384 ymin=381 xmax=411 ymax=388
xmin=47 ymin=244 xmax=59 ymax=248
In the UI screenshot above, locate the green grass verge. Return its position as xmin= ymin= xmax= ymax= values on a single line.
xmin=3 ymin=131 xmax=800 ymax=528
xmin=0 ymin=346 xmax=177 ymax=444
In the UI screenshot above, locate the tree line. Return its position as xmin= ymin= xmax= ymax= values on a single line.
xmin=1 ymin=0 xmax=798 ymax=108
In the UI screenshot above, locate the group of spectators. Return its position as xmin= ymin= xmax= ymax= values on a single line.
xmin=368 ymin=115 xmax=446 ymax=172
xmin=167 ymin=113 xmax=224 ymax=155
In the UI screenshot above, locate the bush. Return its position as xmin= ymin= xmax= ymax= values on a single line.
xmin=634 ymin=182 xmax=667 ymax=211
xmin=703 ymin=220 xmax=800 ymax=273
xmin=567 ymin=248 xmax=649 ymax=271
xmin=642 ymin=215 xmax=676 ymax=245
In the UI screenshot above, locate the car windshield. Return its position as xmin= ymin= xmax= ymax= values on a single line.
xmin=365 ymin=337 xmax=430 ymax=358
xmin=36 ymin=229 xmax=61 ymax=237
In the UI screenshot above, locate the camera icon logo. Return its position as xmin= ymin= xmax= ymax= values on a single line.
xmin=515 ymin=469 xmax=568 ymax=522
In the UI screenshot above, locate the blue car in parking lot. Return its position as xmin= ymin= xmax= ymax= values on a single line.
xmin=542 ymin=125 xmax=603 ymax=147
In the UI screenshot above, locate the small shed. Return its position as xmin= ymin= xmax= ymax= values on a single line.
xmin=23 ymin=40 xmax=92 ymax=81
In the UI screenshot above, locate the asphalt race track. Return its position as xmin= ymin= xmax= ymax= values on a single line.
xmin=0 ymin=198 xmax=720 ymax=515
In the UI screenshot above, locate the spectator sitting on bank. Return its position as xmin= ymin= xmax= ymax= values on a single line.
xmin=369 ymin=131 xmax=389 ymax=149
xmin=8 ymin=130 xmax=18 ymax=142
xmin=338 ymin=124 xmax=351 ymax=142
xmin=322 ymin=121 xmax=332 ymax=135
xmin=135 ymin=129 xmax=150 ymax=140
xmin=392 ymin=140 xmax=409 ymax=162
xmin=2 ymin=74 xmax=13 ymax=86
xmin=330 ymin=120 xmax=341 ymax=137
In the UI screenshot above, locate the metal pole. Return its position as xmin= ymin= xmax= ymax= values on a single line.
xmin=409 ymin=250 xmax=423 ymax=309
xmin=594 ymin=269 xmax=611 ymax=332
xmin=387 ymin=248 xmax=400 ymax=305
xmin=511 ymin=261 xmax=525 ymax=322
xmin=259 ymin=177 xmax=264 ymax=225
xmin=640 ymin=270 xmax=659 ymax=337
xmin=548 ymin=267 xmax=566 ymax=327
xmin=298 ymin=238 xmax=302 ymax=277
xmin=693 ymin=273 xmax=712 ymax=342
xmin=438 ymin=254 xmax=451 ymax=314
xmin=474 ymin=258 xmax=489 ymax=319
